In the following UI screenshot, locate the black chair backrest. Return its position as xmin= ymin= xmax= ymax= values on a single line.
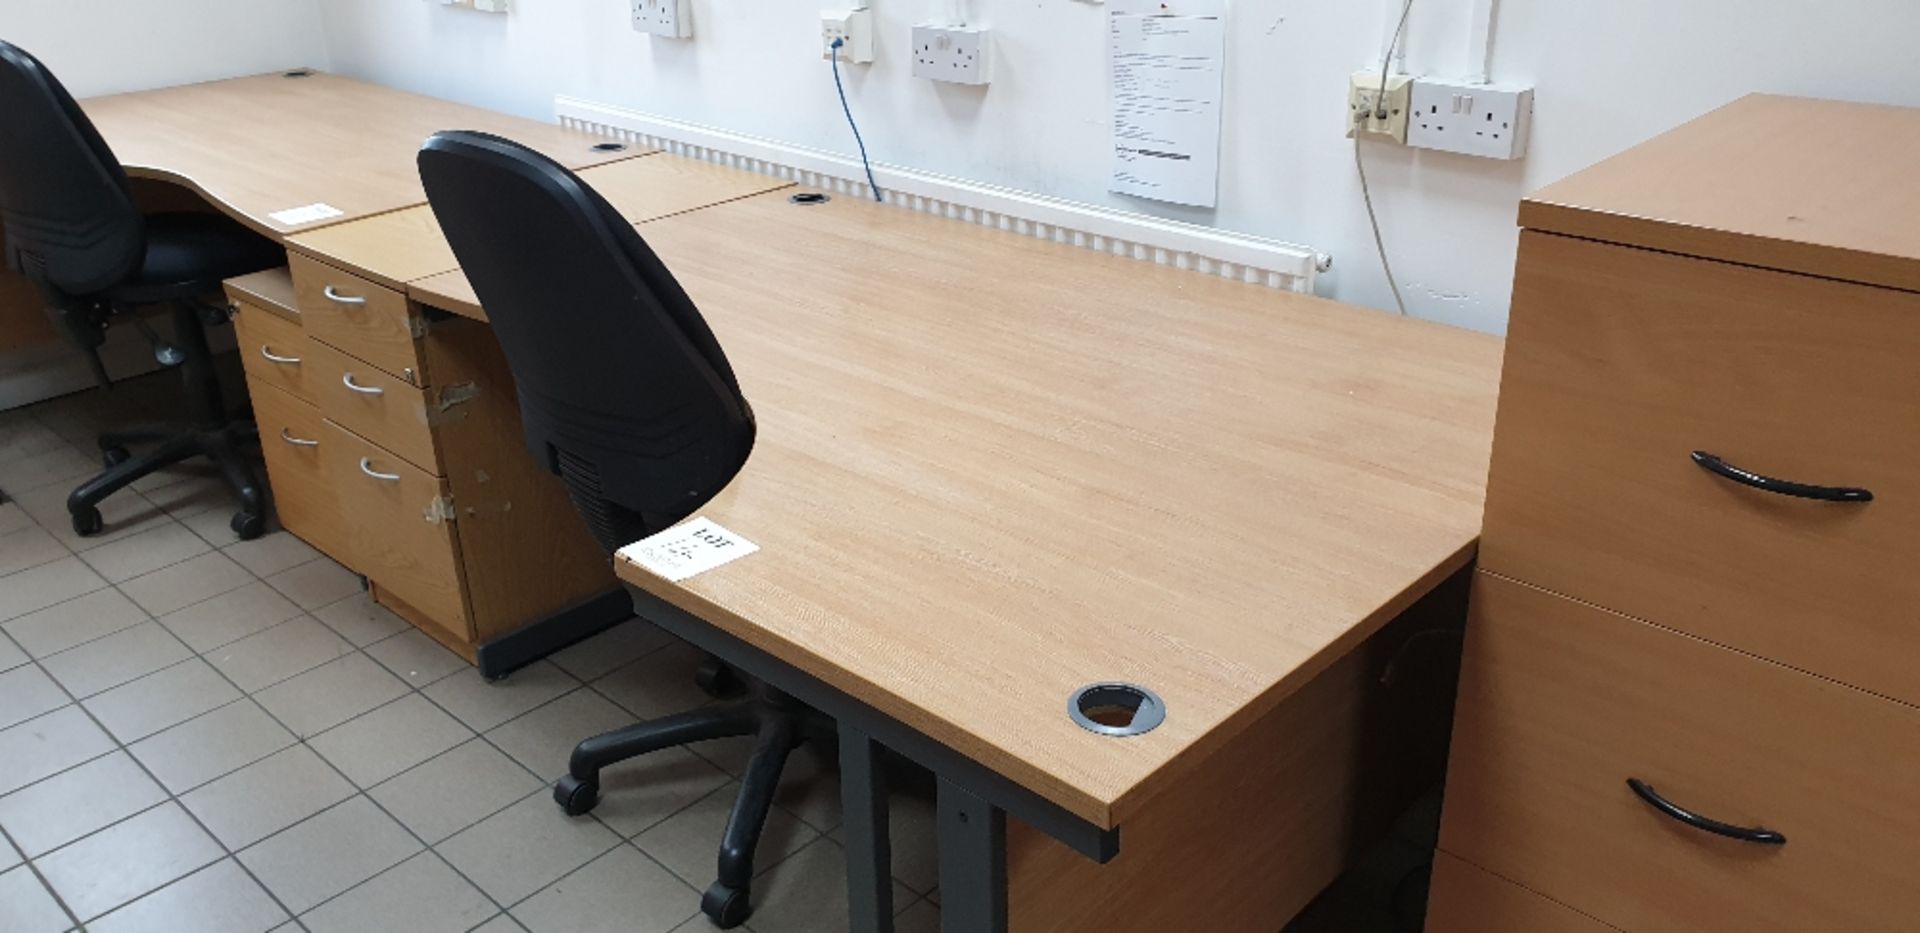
xmin=417 ymin=131 xmax=754 ymax=553
xmin=0 ymin=41 xmax=143 ymax=298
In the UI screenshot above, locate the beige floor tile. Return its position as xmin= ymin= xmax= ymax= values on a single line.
xmin=591 ymin=640 xmax=711 ymax=720
xmin=0 ymin=633 xmax=23 ymax=673
xmin=75 ymin=521 xmax=211 ymax=584
xmin=0 ymin=556 xmax=106 ymax=623
xmin=239 ymin=796 xmax=421 ymax=914
xmin=0 ymin=705 xmax=116 ymax=794
xmin=0 ymin=664 xmax=67 ymax=730
xmin=893 ymin=897 xmax=941 ymax=933
xmin=263 ymin=558 xmax=363 ymax=611
xmin=309 ymin=694 xmax=473 ymax=788
xmin=0 ymin=500 xmax=34 ymax=535
xmin=139 ymin=473 xmax=234 ymax=519
xmin=12 ymin=477 xmax=168 ymax=552
xmin=3 ymin=586 xmax=149 ymax=658
xmin=0 ymin=751 xmax=167 ymax=857
xmin=311 ymin=592 xmax=409 ymax=646
xmin=0 ymin=523 xmax=68 ymax=578
xmin=180 ymin=499 xmax=276 ymax=547
xmin=586 ymin=746 xmax=732 ymax=838
xmin=88 ymin=858 xmax=289 ymax=933
xmin=125 ymin=458 xmax=221 ymax=496
xmin=883 ymin=792 xmax=939 ymax=896
xmin=424 ymin=660 xmax=578 ymax=733
xmin=511 ymin=844 xmax=698 ymax=933
xmin=547 ymin=619 xmax=673 ymax=682
xmin=204 ymin=616 xmax=353 ymax=692
xmin=129 ymin=699 xmax=296 ymax=794
xmin=436 ymin=793 xmax=622 ymax=904
xmin=5 ymin=442 xmax=98 ymax=493
xmin=219 ymin=531 xmax=321 ymax=578
xmin=181 ymin=745 xmax=355 ymax=849
xmin=634 ymin=782 xmax=819 ymax=889
xmin=1 ymin=831 xmax=18 ymax=870
xmin=692 ymin=741 xmax=841 ymax=834
xmin=0 ymin=418 xmax=67 ymax=465
xmin=155 ymin=580 xmax=304 ymax=654
xmin=365 ymin=628 xmax=467 ymax=686
xmin=84 ymin=658 xmax=243 ymax=742
xmin=301 ymin=851 xmax=496 ymax=933
xmin=486 ymin=688 xmax=634 ymax=781
xmin=0 ymin=864 xmax=72 ymax=933
xmin=120 ymin=551 xmax=254 ymax=617
xmin=368 ymin=739 xmax=543 ymax=844
xmin=253 ymin=652 xmax=408 ymax=738
xmin=36 ymin=801 xmax=222 ymax=920
xmin=472 ymin=913 xmax=527 ymax=933
xmin=737 ymin=838 xmax=912 ymax=933
xmin=41 ymin=621 xmax=190 ymax=698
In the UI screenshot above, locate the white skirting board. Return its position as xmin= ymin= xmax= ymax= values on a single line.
xmin=555 ymin=97 xmax=1331 ymax=293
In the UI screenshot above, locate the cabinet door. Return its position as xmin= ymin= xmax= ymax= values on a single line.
xmin=321 ymin=420 xmax=472 ymax=644
xmin=249 ymin=378 xmax=350 ymax=566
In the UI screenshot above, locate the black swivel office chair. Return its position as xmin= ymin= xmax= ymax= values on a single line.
xmin=419 ymin=131 xmax=831 ymax=928
xmin=0 ymin=41 xmax=282 ymax=538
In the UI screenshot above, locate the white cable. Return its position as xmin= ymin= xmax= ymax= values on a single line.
xmin=1360 ymin=0 xmax=1415 ymax=317
xmin=1467 ymin=0 xmax=1497 ymax=84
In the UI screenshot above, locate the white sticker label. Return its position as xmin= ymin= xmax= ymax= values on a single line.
xmin=268 ymin=202 xmax=345 ymax=226
xmin=619 ymin=517 xmax=759 ymax=583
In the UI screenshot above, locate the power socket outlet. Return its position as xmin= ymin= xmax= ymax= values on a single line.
xmin=822 ymin=10 xmax=875 ymax=63
xmin=1407 ymin=79 xmax=1533 ymax=160
xmin=911 ymin=24 xmax=991 ymax=85
xmin=631 ymin=0 xmax=691 ymax=38
xmin=1347 ymin=70 xmax=1413 ymax=143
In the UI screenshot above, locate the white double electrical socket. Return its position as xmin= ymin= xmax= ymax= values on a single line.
xmin=822 ymin=9 xmax=875 ymax=62
xmin=911 ymin=24 xmax=991 ymax=85
xmin=1407 ymin=79 xmax=1533 ymax=160
xmin=632 ymin=0 xmax=691 ymax=38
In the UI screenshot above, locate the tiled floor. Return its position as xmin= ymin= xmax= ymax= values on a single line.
xmin=1 ymin=386 xmax=942 ymax=933
xmin=4 ymin=378 xmax=1419 ymax=933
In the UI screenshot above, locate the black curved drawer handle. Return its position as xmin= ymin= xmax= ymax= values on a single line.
xmin=1691 ymin=451 xmax=1873 ymax=503
xmin=1627 ymin=778 xmax=1787 ymax=846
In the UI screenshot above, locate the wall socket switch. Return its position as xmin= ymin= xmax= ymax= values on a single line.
xmin=632 ymin=0 xmax=691 ymax=38
xmin=1347 ymin=70 xmax=1413 ymax=143
xmin=823 ymin=10 xmax=875 ymax=62
xmin=911 ymin=24 xmax=991 ymax=85
xmin=1407 ymin=79 xmax=1533 ymax=160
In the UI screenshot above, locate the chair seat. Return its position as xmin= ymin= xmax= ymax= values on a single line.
xmin=104 ymin=212 xmax=283 ymax=304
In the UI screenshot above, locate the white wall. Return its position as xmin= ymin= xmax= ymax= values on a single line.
xmin=0 ymin=0 xmax=329 ymax=98
xmin=309 ymin=0 xmax=1920 ymax=334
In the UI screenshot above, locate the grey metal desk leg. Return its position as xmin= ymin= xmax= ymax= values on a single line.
xmin=937 ymin=777 xmax=1008 ymax=933
xmin=840 ymin=724 xmax=895 ymax=933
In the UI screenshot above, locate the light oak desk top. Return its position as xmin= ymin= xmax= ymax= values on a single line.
xmin=594 ymin=191 xmax=1504 ymax=829
xmin=291 ymin=154 xmax=792 ymax=293
xmin=82 ymin=71 xmax=643 ymax=238
xmin=1523 ymin=93 xmax=1920 ymax=293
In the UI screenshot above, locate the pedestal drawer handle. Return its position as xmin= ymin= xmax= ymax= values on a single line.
xmin=1690 ymin=451 xmax=1873 ymax=503
xmin=342 ymin=372 xmax=384 ymax=395
xmin=260 ymin=345 xmax=301 ymax=365
xmin=279 ymin=429 xmax=319 ymax=447
xmin=323 ymin=285 xmax=368 ymax=306
xmin=1627 ymin=778 xmax=1787 ymax=846
xmin=359 ymin=457 xmax=402 ymax=482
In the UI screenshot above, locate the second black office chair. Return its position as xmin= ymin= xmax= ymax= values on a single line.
xmin=418 ymin=131 xmax=831 ymax=928
xmin=0 ymin=41 xmax=283 ymax=538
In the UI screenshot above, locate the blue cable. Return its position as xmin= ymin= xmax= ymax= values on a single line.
xmin=830 ymin=39 xmax=883 ymax=202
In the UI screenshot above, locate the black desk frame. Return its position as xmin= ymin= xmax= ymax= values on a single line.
xmin=626 ymin=585 xmax=1121 ymax=933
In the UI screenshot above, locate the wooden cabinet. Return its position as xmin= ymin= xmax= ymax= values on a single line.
xmin=1431 ymin=95 xmax=1920 ymax=932
xmin=289 ymin=251 xmax=432 ymax=387
xmin=1425 ymin=853 xmax=1614 ymax=933
xmin=1482 ymin=232 xmax=1920 ymax=705
xmin=228 ymin=257 xmax=614 ymax=664
xmin=1443 ymin=574 xmax=1920 ymax=933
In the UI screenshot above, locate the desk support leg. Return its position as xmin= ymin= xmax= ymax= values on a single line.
xmin=840 ymin=724 xmax=895 ymax=933
xmin=938 ymin=777 xmax=1008 ymax=933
